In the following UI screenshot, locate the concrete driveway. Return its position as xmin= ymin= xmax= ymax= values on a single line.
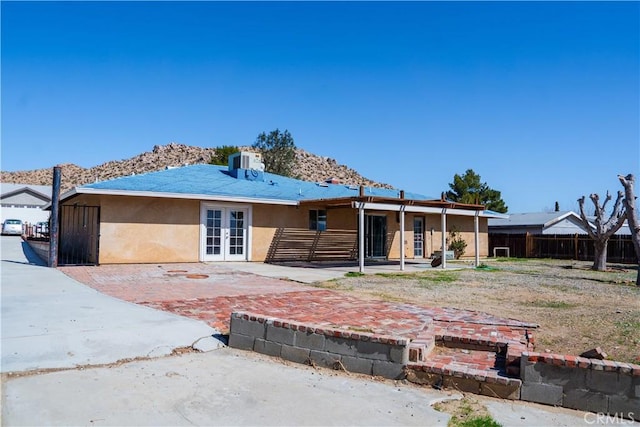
xmin=1 ymin=237 xmax=594 ymax=426
xmin=0 ymin=236 xmax=219 ymax=373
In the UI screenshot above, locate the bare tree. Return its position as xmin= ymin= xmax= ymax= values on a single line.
xmin=618 ymin=174 xmax=639 ymax=286
xmin=577 ymin=191 xmax=626 ymax=271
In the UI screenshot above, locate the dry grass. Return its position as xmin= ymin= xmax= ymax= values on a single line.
xmin=327 ymin=258 xmax=640 ymax=364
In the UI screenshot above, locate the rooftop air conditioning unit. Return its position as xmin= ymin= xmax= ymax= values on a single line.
xmin=229 ymin=152 xmax=265 ymax=172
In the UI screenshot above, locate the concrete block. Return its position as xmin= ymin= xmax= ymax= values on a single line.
xmin=280 ymin=344 xmax=310 ymax=365
xmin=227 ymin=333 xmax=254 ymax=351
xmin=356 ymin=340 xmax=389 ymax=361
xmin=520 ymin=383 xmax=563 ymax=406
xmin=253 ymin=338 xmax=281 ymax=357
xmin=340 ymin=355 xmax=374 ymax=376
xmin=632 ymin=375 xmax=640 ymax=398
xmin=586 ymin=370 xmax=630 ymax=395
xmin=309 ymin=350 xmax=341 ymax=370
xmin=607 ymin=396 xmax=640 ymax=421
xmin=563 ymin=389 xmax=608 ymax=413
xmin=521 ymin=361 xmax=586 ymax=390
xmin=325 ymin=336 xmax=357 ymax=357
xmin=389 ymin=345 xmax=409 ymax=364
xmin=443 ymin=376 xmax=481 ymax=394
xmin=265 ymin=324 xmax=295 ymax=346
xmin=295 ymin=330 xmax=325 ymax=351
xmin=520 ymin=360 xmax=541 ymax=383
xmin=372 ymin=361 xmax=406 ymax=380
xmin=480 ymin=381 xmax=520 ymax=400
xmin=230 ymin=316 xmax=266 ymax=339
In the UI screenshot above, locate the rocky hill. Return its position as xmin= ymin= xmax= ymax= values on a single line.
xmin=1 ymin=143 xmax=392 ymax=193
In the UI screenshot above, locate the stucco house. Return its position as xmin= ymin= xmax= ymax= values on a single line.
xmin=54 ymin=153 xmax=505 ymax=267
xmin=1 ymin=183 xmax=52 ymax=225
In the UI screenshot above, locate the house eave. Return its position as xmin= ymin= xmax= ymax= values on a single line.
xmin=56 ymin=187 xmax=299 ymax=206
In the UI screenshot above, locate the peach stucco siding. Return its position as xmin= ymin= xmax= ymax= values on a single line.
xmin=62 ymin=194 xmax=489 ymax=264
xmin=65 ymin=195 xmax=200 ymax=264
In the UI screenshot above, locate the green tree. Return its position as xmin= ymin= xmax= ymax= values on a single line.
xmin=209 ymin=145 xmax=240 ymax=166
xmin=445 ymin=169 xmax=508 ymax=213
xmin=252 ymin=129 xmax=296 ymax=177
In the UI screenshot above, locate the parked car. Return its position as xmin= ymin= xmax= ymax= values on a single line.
xmin=2 ymin=219 xmax=23 ymax=236
xmin=36 ymin=221 xmax=49 ymax=236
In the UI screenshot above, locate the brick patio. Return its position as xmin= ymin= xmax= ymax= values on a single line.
xmin=60 ymin=262 xmax=537 ymax=378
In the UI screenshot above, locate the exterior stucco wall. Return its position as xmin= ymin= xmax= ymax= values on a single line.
xmin=61 ymin=194 xmax=490 ymax=263
xmin=408 ymin=214 xmax=488 ymax=259
xmin=251 ymin=204 xmax=297 ymax=261
xmin=65 ymin=195 xmax=200 ymax=264
xmin=250 ymin=204 xmax=360 ymax=262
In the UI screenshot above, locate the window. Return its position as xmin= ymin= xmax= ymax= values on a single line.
xmin=309 ymin=209 xmax=327 ymax=231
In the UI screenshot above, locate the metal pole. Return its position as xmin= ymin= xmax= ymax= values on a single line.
xmin=48 ymin=166 xmax=61 ymax=267
xmin=441 ymin=208 xmax=447 ymax=269
xmin=474 ymin=212 xmax=480 ymax=267
xmin=399 ymin=207 xmax=405 ymax=271
xmin=359 ymin=203 xmax=365 ymax=273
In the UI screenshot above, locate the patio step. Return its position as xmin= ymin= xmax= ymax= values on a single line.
xmin=406 ymin=350 xmax=522 ymax=400
xmin=408 ymin=336 xmax=436 ymax=362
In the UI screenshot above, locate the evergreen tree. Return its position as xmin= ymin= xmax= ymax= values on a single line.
xmin=445 ymin=169 xmax=508 ymax=213
xmin=209 ymin=145 xmax=240 ymax=166
xmin=252 ymin=129 xmax=296 ymax=177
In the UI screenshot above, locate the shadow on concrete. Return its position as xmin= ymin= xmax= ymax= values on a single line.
xmin=20 ymin=240 xmax=47 ymax=267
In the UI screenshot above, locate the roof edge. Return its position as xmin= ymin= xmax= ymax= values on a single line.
xmin=67 ymin=187 xmax=299 ymax=206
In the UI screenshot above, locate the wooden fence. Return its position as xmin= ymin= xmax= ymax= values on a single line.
xmin=265 ymin=228 xmax=358 ymax=263
xmin=489 ymin=233 xmax=637 ymax=264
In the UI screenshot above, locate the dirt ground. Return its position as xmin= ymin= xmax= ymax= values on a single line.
xmin=319 ymin=258 xmax=640 ymax=364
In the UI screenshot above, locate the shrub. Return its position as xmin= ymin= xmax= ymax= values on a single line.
xmin=448 ymin=228 xmax=467 ymax=259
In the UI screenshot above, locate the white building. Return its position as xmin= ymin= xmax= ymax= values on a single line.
xmin=488 ymin=211 xmax=631 ymax=235
xmin=1 ymin=183 xmax=52 ymax=225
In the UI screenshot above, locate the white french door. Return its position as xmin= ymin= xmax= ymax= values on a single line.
xmin=200 ymin=204 xmax=249 ymax=261
xmin=414 ymin=217 xmax=424 ymax=258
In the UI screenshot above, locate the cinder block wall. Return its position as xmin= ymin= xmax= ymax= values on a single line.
xmin=228 ymin=312 xmax=409 ymax=380
xmin=25 ymin=239 xmax=49 ymax=263
xmin=520 ymin=352 xmax=640 ymax=421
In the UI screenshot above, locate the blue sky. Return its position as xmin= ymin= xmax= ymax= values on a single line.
xmin=2 ymin=1 xmax=638 ymax=213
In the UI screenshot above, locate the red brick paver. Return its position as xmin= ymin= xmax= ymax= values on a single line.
xmin=61 ymin=262 xmax=537 ymax=378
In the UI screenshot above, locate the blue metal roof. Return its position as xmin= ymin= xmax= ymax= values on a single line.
xmin=81 ymin=164 xmax=434 ymax=202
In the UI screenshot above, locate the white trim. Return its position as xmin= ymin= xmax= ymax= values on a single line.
xmin=350 ymin=201 xmax=505 ymax=218
xmin=200 ymin=201 xmax=253 ymax=262
xmin=65 ymin=188 xmax=298 ymax=206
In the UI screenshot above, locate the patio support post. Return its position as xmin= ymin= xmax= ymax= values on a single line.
xmin=474 ymin=211 xmax=480 ymax=267
xmin=400 ymin=206 xmax=405 ymax=271
xmin=358 ymin=202 xmax=365 ymax=273
xmin=441 ymin=208 xmax=447 ymax=269
xmin=48 ymin=166 xmax=61 ymax=268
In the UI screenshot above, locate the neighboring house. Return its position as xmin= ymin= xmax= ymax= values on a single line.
xmin=488 ymin=211 xmax=588 ymax=235
xmin=53 ymin=152 xmax=505 ymax=266
xmin=488 ymin=211 xmax=631 ymax=235
xmin=1 ymin=183 xmax=52 ymax=225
